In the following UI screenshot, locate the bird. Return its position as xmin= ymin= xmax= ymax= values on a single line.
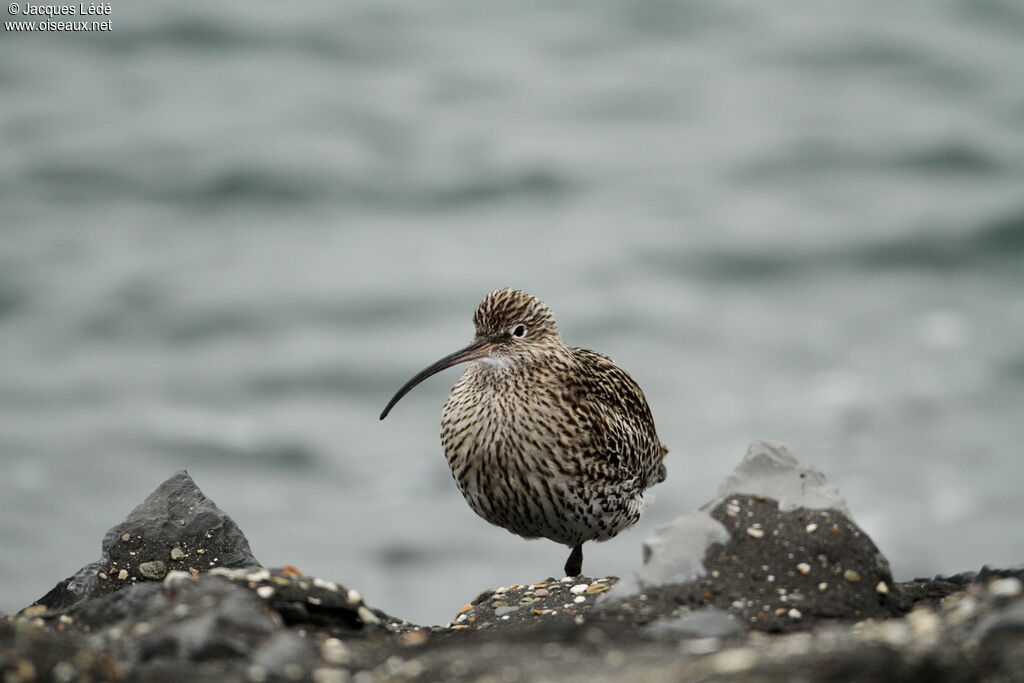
xmin=380 ymin=288 xmax=668 ymax=577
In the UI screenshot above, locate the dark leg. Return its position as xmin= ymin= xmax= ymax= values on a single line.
xmin=564 ymin=544 xmax=583 ymax=577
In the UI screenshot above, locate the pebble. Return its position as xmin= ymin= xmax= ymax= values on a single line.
xmin=117 ymin=569 xmax=129 ymax=581
xmin=311 ymin=668 xmax=347 ymax=683
xmin=139 ymin=561 xmax=167 ymax=580
xmin=346 ymin=589 xmax=362 ymax=605
xmin=534 ymin=588 xmax=549 ymax=597
xmin=569 ymin=584 xmax=589 ymax=595
xmin=586 ymin=584 xmax=610 ymax=594
xmin=805 ymin=524 xmax=818 ymax=533
xmin=907 ymin=607 xmax=941 ymax=645
xmin=574 ymin=596 xmax=586 ymax=604
xmin=170 ymin=547 xmax=186 ymax=561
xmin=746 ymin=526 xmax=765 ymax=538
xmin=494 ymin=606 xmax=519 ymax=617
xmin=399 ymin=630 xmax=429 ymax=647
xmin=843 ymin=569 xmax=862 ymax=583
xmin=321 ymin=638 xmax=351 ymax=666
xmin=357 ymin=606 xmax=379 ymax=625
xmin=53 ymin=661 xmax=76 ymax=683
xmin=312 ymin=577 xmax=338 ymax=592
xmin=256 ymin=586 xmax=275 ymax=599
xmin=796 ymin=563 xmax=811 ymax=575
xmin=711 ymin=648 xmax=758 ymax=674
xmin=818 ymin=582 xmax=828 ymax=591
xmin=247 ymin=569 xmax=272 ymax=583
xmin=121 ymin=533 xmax=131 ymax=542
xmin=876 ymin=581 xmax=890 ymax=595
xmin=990 ymin=577 xmax=1022 ymax=598
xmin=788 ymin=609 xmax=802 ymax=619
xmin=457 ymin=603 xmax=474 ymax=615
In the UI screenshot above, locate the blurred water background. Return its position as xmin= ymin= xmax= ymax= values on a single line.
xmin=2 ymin=0 xmax=1023 ymax=625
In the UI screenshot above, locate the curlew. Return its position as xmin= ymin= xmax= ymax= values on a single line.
xmin=380 ymin=288 xmax=667 ymax=577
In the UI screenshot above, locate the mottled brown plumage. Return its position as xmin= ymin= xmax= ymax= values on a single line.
xmin=380 ymin=288 xmax=668 ymax=576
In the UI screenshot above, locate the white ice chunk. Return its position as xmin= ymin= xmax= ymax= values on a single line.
xmin=612 ymin=512 xmax=730 ymax=596
xmin=705 ymin=440 xmax=848 ymax=515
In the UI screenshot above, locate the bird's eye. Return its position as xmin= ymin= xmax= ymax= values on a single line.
xmin=511 ymin=324 xmax=527 ymax=338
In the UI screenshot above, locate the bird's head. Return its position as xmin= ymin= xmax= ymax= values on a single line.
xmin=380 ymin=288 xmax=562 ymax=419
xmin=472 ymin=288 xmax=560 ymax=356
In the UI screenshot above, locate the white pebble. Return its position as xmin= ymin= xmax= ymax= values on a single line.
xmin=246 ymin=569 xmax=271 ymax=583
xmin=312 ymin=668 xmax=347 ymax=683
xmin=357 ymin=606 xmax=380 ymax=625
xmin=574 ymin=595 xmax=586 ymax=604
xmin=805 ymin=523 xmax=818 ymax=533
xmin=990 ymin=577 xmax=1022 ymax=598
xmin=796 ymin=563 xmax=811 ymax=575
xmin=256 ymin=586 xmax=275 ymax=599
xmin=711 ymin=648 xmax=758 ymax=674
xmin=312 ymin=577 xmax=338 ymax=592
xmin=788 ymin=608 xmax=802 ymax=619
xmin=746 ymin=527 xmax=765 ymax=538
xmin=876 ymin=581 xmax=890 ymax=595
xmin=569 ymin=584 xmax=589 ymax=595
xmin=321 ymin=638 xmax=351 ymax=666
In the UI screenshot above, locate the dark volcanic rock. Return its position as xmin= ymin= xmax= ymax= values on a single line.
xmin=30 ymin=470 xmax=258 ymax=615
xmin=700 ymin=493 xmax=897 ymax=629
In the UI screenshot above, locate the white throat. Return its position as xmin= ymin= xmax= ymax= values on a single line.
xmin=475 ymin=354 xmax=514 ymax=371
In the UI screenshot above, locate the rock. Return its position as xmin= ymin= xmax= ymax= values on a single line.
xmin=29 ymin=471 xmax=259 ymax=616
xmin=700 ymin=493 xmax=896 ymax=629
xmin=2 ymin=461 xmax=1023 ymax=682
xmin=251 ymin=631 xmax=319 ymax=680
xmin=609 ymin=441 xmax=896 ymax=630
xmin=139 ymin=561 xmax=167 ymax=580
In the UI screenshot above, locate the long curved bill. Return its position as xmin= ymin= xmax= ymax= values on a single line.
xmin=379 ymin=338 xmax=491 ymax=420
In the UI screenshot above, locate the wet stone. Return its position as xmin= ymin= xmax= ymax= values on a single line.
xmin=138 ymin=561 xmax=167 ymax=581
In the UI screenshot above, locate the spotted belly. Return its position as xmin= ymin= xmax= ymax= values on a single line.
xmin=447 ymin=448 xmax=646 ymax=548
